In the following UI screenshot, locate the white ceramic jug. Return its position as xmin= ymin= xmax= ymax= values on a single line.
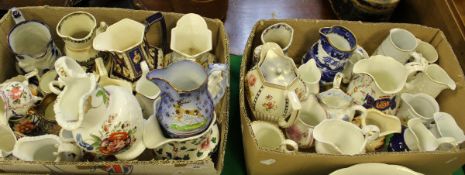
xmin=313 ymin=119 xmax=378 ymax=155
xmin=347 ymin=55 xmax=423 ymax=115
xmin=404 ymin=118 xmax=458 ymax=151
xmin=12 ymin=135 xmax=81 ymax=162
xmin=404 ymin=64 xmax=456 ymax=98
xmin=298 ymin=59 xmax=321 ymax=94
xmin=397 ymin=93 xmax=439 ymax=124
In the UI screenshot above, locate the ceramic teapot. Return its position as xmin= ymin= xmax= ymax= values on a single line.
xmin=317 ymin=73 xmax=367 ymax=122
xmin=347 ymin=55 xmax=424 ymax=115
xmin=147 ymin=60 xmax=228 ymax=138
xmin=245 ymin=42 xmax=306 ymax=128
xmin=93 ymin=12 xmax=167 ymax=81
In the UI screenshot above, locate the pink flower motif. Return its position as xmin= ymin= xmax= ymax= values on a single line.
xmin=286 ymin=125 xmax=302 ymax=141
xmin=9 ymin=87 xmax=22 ymax=101
xmin=200 ymin=136 xmax=211 ymax=150
xmin=247 ymin=74 xmax=257 ymax=87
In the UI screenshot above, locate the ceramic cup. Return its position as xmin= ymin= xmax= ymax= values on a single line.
xmin=285 ymin=95 xmax=326 ymax=148
xmin=404 ymin=118 xmax=458 ymax=151
xmin=12 ymin=134 xmax=82 ymax=162
xmin=8 ymin=8 xmax=61 ymax=74
xmin=373 ymin=28 xmax=418 ymax=64
xmin=298 ymin=59 xmax=321 ymax=94
xmin=396 ymin=93 xmax=439 ymax=124
xmin=313 ymin=119 xmax=379 ymax=155
xmin=250 ymin=121 xmax=298 ymax=153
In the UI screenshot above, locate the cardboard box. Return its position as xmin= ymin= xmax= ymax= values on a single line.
xmin=239 ymin=19 xmax=465 ymax=175
xmin=0 ymin=6 xmax=229 ymax=175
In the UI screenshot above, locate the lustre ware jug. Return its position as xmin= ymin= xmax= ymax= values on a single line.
xmin=147 ymin=60 xmax=228 ymax=138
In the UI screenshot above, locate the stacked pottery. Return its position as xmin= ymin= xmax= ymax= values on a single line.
xmin=245 ymin=23 xmax=462 ymax=157
xmin=0 ymin=9 xmax=228 ymax=164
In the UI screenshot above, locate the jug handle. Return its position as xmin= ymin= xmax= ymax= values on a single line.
xmin=95 ymin=57 xmax=108 ymax=77
xmin=49 ymin=80 xmax=65 ymax=95
xmin=361 ymin=124 xmax=381 ymax=151
xmin=11 ymin=7 xmax=26 ymax=24
xmin=145 ymin=12 xmax=168 ymax=54
xmin=207 ymin=63 xmax=229 ymax=106
xmin=333 ymin=72 xmax=344 ymax=89
xmin=436 ymin=137 xmax=459 ymax=151
xmin=280 ymin=139 xmax=299 ymax=153
xmin=278 ymin=91 xmax=301 ymax=128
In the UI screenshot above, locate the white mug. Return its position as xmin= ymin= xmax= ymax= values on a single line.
xmin=373 ymin=28 xmax=418 ymax=64
xmin=8 ymin=8 xmax=61 ymax=74
xmin=251 ymin=121 xmax=298 ymax=153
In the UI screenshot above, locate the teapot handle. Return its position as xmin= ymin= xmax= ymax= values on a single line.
xmin=145 ymin=12 xmax=168 ymax=54
xmin=278 ymin=91 xmax=301 ymax=128
xmin=207 ymin=63 xmax=229 ymax=106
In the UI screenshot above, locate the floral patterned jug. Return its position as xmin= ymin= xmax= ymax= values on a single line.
xmin=246 ymin=42 xmax=306 ymax=128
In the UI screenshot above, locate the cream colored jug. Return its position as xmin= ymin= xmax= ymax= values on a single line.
xmin=404 ymin=64 xmax=456 ymax=98
xmin=347 ymin=55 xmax=423 ymax=115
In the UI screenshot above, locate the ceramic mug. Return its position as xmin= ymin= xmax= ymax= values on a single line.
xmin=12 ymin=134 xmax=82 ymax=162
xmin=285 ymin=95 xmax=326 ymax=148
xmin=373 ymin=28 xmax=418 ymax=64
xmin=8 ymin=8 xmax=61 ymax=74
xmin=251 ymin=121 xmax=298 ymax=153
xmin=396 ymin=93 xmax=440 ymax=124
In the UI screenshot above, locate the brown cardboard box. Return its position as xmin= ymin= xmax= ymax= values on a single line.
xmin=239 ymin=19 xmax=465 ymax=175
xmin=0 ymin=6 xmax=229 ymax=175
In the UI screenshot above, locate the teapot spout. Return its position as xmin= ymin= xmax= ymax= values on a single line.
xmin=207 ymin=63 xmax=229 ymax=106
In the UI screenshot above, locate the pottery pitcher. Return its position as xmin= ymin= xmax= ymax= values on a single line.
xmin=147 ymin=60 xmax=228 ymax=138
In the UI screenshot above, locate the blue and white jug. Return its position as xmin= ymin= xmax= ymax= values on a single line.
xmin=147 ymin=61 xmax=228 ymax=138
xmin=302 ymin=26 xmax=364 ymax=84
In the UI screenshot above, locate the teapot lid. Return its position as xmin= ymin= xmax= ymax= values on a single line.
xmin=258 ymin=49 xmax=297 ymax=87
